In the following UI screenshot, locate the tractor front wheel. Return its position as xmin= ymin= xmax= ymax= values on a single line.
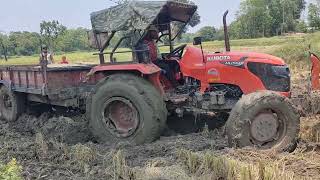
xmin=226 ymin=91 xmax=300 ymax=152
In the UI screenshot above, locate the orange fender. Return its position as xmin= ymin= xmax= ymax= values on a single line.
xmin=311 ymin=53 xmax=320 ymax=90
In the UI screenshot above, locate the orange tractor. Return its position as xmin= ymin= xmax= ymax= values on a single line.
xmin=0 ymin=1 xmax=299 ymax=152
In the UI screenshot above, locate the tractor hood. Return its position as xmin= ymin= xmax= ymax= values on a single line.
xmin=180 ymin=46 xmax=290 ymax=96
xmin=181 ymin=46 xmax=286 ymax=66
xmin=205 ymin=51 xmax=286 ymax=66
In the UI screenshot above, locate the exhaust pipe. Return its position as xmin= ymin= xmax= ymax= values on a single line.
xmin=223 ymin=10 xmax=230 ymax=52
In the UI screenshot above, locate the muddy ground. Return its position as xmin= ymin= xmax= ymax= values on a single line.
xmin=1 ymin=73 xmax=320 ymax=180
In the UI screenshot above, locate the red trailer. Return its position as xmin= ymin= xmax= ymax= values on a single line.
xmin=0 ymin=62 xmax=161 ymax=115
xmin=0 ymin=65 xmax=92 ymax=118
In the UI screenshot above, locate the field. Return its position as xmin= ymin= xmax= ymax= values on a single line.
xmin=2 ymin=32 xmax=319 ymax=71
xmin=1 ymin=33 xmax=320 ymax=179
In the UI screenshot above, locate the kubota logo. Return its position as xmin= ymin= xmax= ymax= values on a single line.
xmin=207 ymin=55 xmax=231 ymax=61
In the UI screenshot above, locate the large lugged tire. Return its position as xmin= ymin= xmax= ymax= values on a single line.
xmin=86 ymin=74 xmax=167 ymax=145
xmin=226 ymin=91 xmax=300 ymax=152
xmin=0 ymin=86 xmax=26 ymax=122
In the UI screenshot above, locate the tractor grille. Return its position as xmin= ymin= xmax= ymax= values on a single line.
xmin=248 ymin=62 xmax=290 ymax=92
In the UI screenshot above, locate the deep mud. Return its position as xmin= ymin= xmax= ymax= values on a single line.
xmin=1 ymin=73 xmax=320 ymax=179
xmin=0 ymin=112 xmax=227 ymax=179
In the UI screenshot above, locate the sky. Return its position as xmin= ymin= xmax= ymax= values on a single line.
xmin=0 ymin=0 xmax=241 ymax=33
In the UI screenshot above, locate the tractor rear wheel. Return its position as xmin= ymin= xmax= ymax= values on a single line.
xmin=87 ymin=74 xmax=167 ymax=145
xmin=0 ymin=86 xmax=26 ymax=122
xmin=226 ymin=91 xmax=300 ymax=152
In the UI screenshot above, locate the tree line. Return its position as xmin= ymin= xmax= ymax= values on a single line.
xmin=0 ymin=21 xmax=91 ymax=59
xmin=3 ymin=0 xmax=320 ymax=59
xmin=185 ymin=0 xmax=320 ymax=41
xmin=0 ymin=0 xmax=199 ymax=59
xmin=229 ymin=0 xmax=306 ymax=39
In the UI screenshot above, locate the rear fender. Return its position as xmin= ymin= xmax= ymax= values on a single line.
xmin=88 ymin=63 xmax=161 ymax=75
xmin=87 ymin=63 xmax=165 ymax=95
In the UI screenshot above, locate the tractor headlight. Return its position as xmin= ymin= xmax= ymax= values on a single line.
xmin=248 ymin=62 xmax=290 ymax=92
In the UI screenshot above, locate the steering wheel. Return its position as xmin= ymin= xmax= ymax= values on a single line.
xmin=165 ymin=44 xmax=187 ymax=59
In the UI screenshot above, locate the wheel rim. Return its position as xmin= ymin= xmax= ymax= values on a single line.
xmin=102 ymin=97 xmax=139 ymax=138
xmin=250 ymin=109 xmax=286 ymax=148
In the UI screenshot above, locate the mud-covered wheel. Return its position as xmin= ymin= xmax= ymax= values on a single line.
xmin=87 ymin=74 xmax=167 ymax=145
xmin=0 ymin=86 xmax=26 ymax=121
xmin=226 ymin=91 xmax=300 ymax=152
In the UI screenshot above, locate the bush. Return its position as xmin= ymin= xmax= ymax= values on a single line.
xmin=0 ymin=158 xmax=23 ymax=180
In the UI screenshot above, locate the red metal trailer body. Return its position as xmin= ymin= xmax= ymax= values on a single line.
xmin=0 ymin=64 xmax=95 ymax=108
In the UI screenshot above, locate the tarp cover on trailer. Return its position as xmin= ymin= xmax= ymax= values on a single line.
xmin=90 ymin=1 xmax=197 ymax=33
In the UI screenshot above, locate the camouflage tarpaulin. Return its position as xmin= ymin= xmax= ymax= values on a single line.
xmin=90 ymin=1 xmax=197 ymax=33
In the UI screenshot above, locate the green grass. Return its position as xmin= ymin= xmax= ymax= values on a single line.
xmin=0 ymin=159 xmax=23 ymax=180
xmin=1 ymin=32 xmax=319 ymax=71
xmin=0 ymin=52 xmax=98 ymax=65
xmin=0 ymin=47 xmax=171 ymax=65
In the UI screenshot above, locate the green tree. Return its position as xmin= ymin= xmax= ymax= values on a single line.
xmin=0 ymin=33 xmax=8 ymax=60
xmin=231 ymin=0 xmax=273 ymax=38
xmin=292 ymin=0 xmax=306 ymax=19
xmin=8 ymin=32 xmax=41 ymax=56
xmin=196 ymin=26 xmax=216 ymax=41
xmin=178 ymin=33 xmax=195 ymax=43
xmin=57 ymin=28 xmax=91 ymax=52
xmin=230 ymin=0 xmax=306 ymax=39
xmin=296 ymin=20 xmax=308 ymax=33
xmin=308 ymin=3 xmax=320 ymax=29
xmin=40 ymin=20 xmax=66 ymax=50
xmin=215 ymin=28 xmax=226 ymax=41
xmin=268 ymin=0 xmax=305 ymax=34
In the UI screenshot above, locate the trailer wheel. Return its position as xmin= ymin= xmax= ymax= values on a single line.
xmin=226 ymin=91 xmax=300 ymax=152
xmin=0 ymin=86 xmax=26 ymax=122
xmin=87 ymin=74 xmax=167 ymax=145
